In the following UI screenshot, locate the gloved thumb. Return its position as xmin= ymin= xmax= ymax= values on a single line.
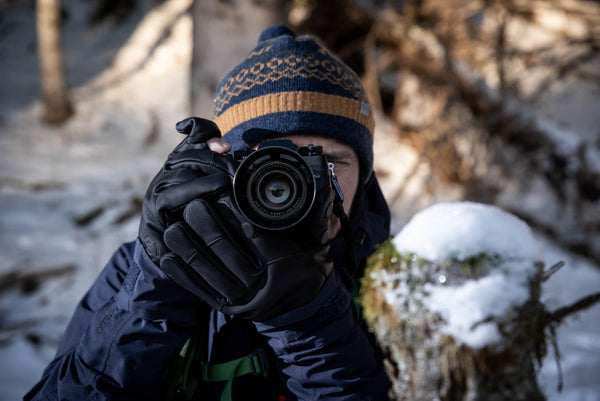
xmin=175 ymin=117 xmax=221 ymax=143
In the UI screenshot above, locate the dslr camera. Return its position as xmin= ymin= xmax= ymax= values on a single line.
xmin=233 ymin=139 xmax=336 ymax=231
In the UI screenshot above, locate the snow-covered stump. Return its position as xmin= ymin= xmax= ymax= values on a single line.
xmin=361 ymin=202 xmax=549 ymax=401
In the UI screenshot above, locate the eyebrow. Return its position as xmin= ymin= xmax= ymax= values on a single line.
xmin=325 ymin=150 xmax=357 ymax=161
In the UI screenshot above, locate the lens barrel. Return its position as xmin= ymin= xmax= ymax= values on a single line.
xmin=233 ymin=140 xmax=319 ymax=230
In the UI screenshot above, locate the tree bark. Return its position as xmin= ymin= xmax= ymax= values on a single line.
xmin=36 ymin=0 xmax=73 ymax=124
xmin=362 ymin=236 xmax=599 ymax=401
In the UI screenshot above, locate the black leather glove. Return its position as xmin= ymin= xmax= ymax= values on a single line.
xmin=138 ymin=117 xmax=236 ymax=265
xmin=161 ymin=174 xmax=336 ymax=322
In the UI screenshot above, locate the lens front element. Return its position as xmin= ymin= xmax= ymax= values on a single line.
xmin=257 ymin=168 xmax=295 ymax=210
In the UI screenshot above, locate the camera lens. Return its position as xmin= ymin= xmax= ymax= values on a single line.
xmin=258 ymin=171 xmax=294 ymax=209
xmin=233 ymin=142 xmax=317 ymax=230
xmin=247 ymin=161 xmax=308 ymax=220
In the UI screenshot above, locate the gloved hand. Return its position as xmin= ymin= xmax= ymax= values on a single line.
xmin=138 ymin=117 xmax=236 ymax=266
xmin=161 ymin=174 xmax=336 ymax=322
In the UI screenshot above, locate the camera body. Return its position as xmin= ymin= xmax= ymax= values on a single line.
xmin=233 ymin=139 xmax=332 ymax=231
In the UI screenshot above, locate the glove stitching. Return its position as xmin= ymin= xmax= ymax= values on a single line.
xmin=204 ymin=233 xmax=226 ymax=247
xmin=266 ymin=251 xmax=306 ymax=265
xmin=185 ymin=249 xmax=200 ymax=265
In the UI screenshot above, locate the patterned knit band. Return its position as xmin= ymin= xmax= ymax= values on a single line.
xmin=214 ymin=25 xmax=375 ymax=177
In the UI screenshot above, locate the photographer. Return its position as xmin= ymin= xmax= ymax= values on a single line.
xmin=25 ymin=25 xmax=391 ymax=401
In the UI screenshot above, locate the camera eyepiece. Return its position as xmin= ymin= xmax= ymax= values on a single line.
xmin=233 ymin=139 xmax=328 ymax=231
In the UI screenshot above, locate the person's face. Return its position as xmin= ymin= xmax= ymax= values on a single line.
xmin=274 ymin=135 xmax=360 ymax=239
xmin=208 ymin=134 xmax=360 ymax=239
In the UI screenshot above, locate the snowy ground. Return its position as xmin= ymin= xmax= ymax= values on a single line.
xmin=0 ymin=1 xmax=598 ymax=400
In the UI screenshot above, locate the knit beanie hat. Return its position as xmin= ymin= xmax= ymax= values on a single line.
xmin=214 ymin=25 xmax=375 ymax=178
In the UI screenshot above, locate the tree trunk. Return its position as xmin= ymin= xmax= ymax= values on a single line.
xmin=189 ymin=0 xmax=286 ymax=118
xmin=36 ymin=0 xmax=73 ymax=124
xmin=361 ymin=203 xmax=600 ymax=401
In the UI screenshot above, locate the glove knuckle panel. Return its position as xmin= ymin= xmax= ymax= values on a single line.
xmin=185 ymin=199 xmax=261 ymax=279
xmin=164 ymin=223 xmax=197 ymax=261
xmin=160 ymin=254 xmax=225 ymax=310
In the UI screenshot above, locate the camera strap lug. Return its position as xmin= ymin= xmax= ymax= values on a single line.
xmin=328 ymin=162 xmax=344 ymax=206
xmin=328 ymin=162 xmax=358 ymax=276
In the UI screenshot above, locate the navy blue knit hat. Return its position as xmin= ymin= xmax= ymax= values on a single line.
xmin=214 ymin=25 xmax=375 ymax=178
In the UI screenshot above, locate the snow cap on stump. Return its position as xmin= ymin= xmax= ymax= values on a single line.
xmin=362 ymin=202 xmax=549 ymax=400
xmin=393 ymin=201 xmax=540 ymax=263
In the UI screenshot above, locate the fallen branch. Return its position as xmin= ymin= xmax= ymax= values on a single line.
xmin=549 ymin=291 xmax=600 ymax=325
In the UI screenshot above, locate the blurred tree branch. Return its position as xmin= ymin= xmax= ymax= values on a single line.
xmin=36 ymin=0 xmax=73 ymax=124
xmin=289 ymin=0 xmax=600 ymax=262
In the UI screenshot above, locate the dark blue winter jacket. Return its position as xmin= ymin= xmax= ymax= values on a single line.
xmin=24 ymin=176 xmax=391 ymax=401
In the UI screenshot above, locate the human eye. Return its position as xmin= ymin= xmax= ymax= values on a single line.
xmin=326 ymin=151 xmax=356 ymax=167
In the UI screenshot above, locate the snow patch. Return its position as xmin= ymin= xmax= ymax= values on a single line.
xmin=389 ymin=202 xmax=541 ymax=348
xmin=393 ymin=201 xmax=540 ymax=262
xmin=422 ymin=261 xmax=532 ymax=348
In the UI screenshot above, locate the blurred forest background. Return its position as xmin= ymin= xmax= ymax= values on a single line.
xmin=0 ymin=0 xmax=599 ymax=399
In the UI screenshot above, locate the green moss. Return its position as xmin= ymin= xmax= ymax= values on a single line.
xmin=360 ymin=239 xmax=400 ymax=325
xmin=360 ymin=239 xmax=513 ymax=325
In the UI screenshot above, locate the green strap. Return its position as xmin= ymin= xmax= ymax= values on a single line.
xmin=165 ymin=334 xmax=202 ymax=400
xmin=180 ymin=336 xmax=200 ymax=392
xmin=199 ymin=353 xmax=263 ymax=381
xmin=199 ymin=351 xmax=266 ymax=401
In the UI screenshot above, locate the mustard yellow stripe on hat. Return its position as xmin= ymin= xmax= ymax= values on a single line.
xmin=214 ymin=91 xmax=374 ymax=136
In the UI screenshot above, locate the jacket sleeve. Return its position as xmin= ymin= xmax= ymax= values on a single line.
xmin=24 ymin=240 xmax=202 ymax=401
xmin=254 ymin=270 xmax=391 ymax=401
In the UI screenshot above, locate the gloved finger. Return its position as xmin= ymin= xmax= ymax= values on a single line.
xmin=163 ymin=221 xmax=250 ymax=304
xmin=175 ymin=117 xmax=221 ymax=143
xmin=183 ymin=199 xmax=262 ymax=285
xmin=170 ymin=118 xmax=221 ymax=153
xmin=204 ymin=193 xmax=298 ymax=264
xmin=166 ymin=148 xmax=237 ymax=177
xmin=160 ymin=253 xmax=226 ymax=311
xmin=155 ymin=172 xmax=231 ymax=213
xmin=211 ymin=193 xmax=316 ymax=264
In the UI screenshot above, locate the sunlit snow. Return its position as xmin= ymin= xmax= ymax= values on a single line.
xmin=390 ymin=202 xmax=541 ymax=348
xmin=393 ymin=201 xmax=540 ymax=262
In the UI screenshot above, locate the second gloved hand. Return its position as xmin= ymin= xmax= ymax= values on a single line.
xmin=138 ymin=117 xmax=236 ymax=266
xmin=161 ymin=189 xmax=335 ymax=322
